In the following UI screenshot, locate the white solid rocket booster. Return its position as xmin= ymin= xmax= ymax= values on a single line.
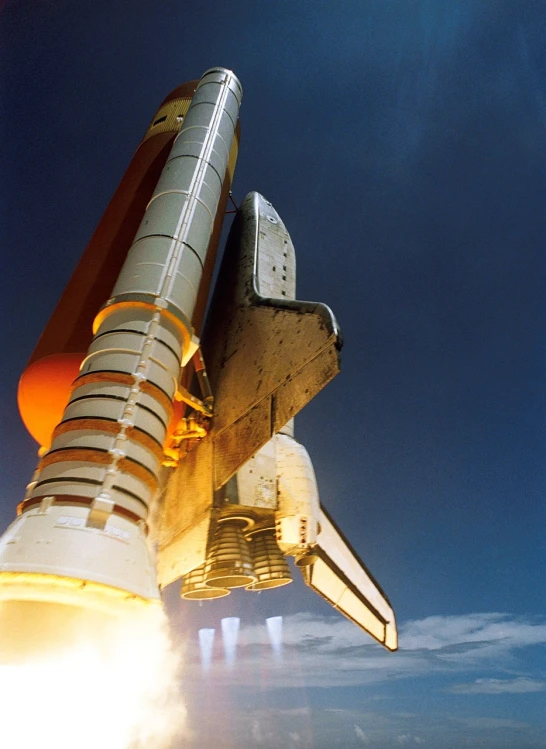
xmin=0 ymin=68 xmax=242 ymax=613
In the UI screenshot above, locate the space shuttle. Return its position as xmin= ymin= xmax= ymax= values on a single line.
xmin=0 ymin=68 xmax=397 ymax=651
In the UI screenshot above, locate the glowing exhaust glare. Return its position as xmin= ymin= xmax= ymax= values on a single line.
xmin=221 ymin=616 xmax=240 ymax=668
xmin=0 ymin=503 xmax=161 ymax=610
xmin=199 ymin=628 xmax=216 ymax=672
xmin=0 ymin=571 xmax=159 ymax=617
xmin=0 ymin=509 xmax=183 ymax=747
xmin=0 ymin=603 xmax=185 ymax=749
xmin=266 ymin=616 xmax=283 ymax=661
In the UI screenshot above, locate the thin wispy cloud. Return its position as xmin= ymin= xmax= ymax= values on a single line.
xmin=455 ymin=716 xmax=531 ymax=730
xmin=353 ymin=724 xmax=370 ymax=744
xmin=395 ymin=735 xmax=423 ymax=745
xmin=187 ymin=703 xmax=542 ymax=749
xmin=177 ymin=611 xmax=546 ymax=689
xmin=450 ymin=677 xmax=546 ymax=694
xmin=401 ymin=613 xmax=546 ymax=653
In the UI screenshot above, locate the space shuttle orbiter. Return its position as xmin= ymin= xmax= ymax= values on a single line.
xmin=157 ymin=191 xmax=397 ymax=650
xmin=0 ymin=68 xmax=397 ymax=651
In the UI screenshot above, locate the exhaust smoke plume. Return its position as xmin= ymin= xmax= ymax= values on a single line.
xmin=0 ymin=601 xmax=185 ymax=749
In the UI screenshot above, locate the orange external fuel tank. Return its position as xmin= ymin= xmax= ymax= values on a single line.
xmin=18 ymin=81 xmax=240 ymax=450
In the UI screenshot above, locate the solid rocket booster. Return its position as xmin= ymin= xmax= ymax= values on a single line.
xmin=0 ymin=68 xmax=242 ymax=610
xmin=18 ymin=79 xmax=239 ymax=450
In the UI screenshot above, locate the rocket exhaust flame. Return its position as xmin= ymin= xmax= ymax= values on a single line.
xmin=198 ymin=627 xmax=216 ymax=672
xmin=266 ymin=615 xmax=283 ymax=661
xmin=221 ymin=616 xmax=240 ymax=668
xmin=0 ymin=600 xmax=185 ymax=749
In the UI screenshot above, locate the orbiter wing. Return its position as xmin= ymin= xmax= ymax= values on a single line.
xmin=301 ymin=507 xmax=397 ymax=650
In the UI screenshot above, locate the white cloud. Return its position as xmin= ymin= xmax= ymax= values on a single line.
xmin=450 ymin=677 xmax=546 ymax=694
xmin=186 ymin=702 xmax=540 ymax=749
xmin=455 ymin=716 xmax=530 ymax=730
xmin=176 ymin=611 xmax=546 ymax=690
xmin=395 ymin=735 xmax=423 ymax=744
xmin=400 ymin=613 xmax=546 ymax=655
xmin=252 ymin=719 xmax=263 ymax=743
xmin=354 ymin=724 xmax=370 ymax=743
xmin=279 ymin=708 xmax=312 ymax=717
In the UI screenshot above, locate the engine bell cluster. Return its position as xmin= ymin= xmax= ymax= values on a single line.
xmin=180 ymin=519 xmax=292 ymax=600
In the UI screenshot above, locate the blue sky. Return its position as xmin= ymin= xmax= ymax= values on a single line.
xmin=1 ymin=1 xmax=545 ymax=746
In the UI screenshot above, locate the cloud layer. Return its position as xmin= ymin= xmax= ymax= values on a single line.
xmin=176 ymin=611 xmax=546 ymax=689
xmin=169 ymin=610 xmax=546 ymax=749
xmin=449 ymin=677 xmax=546 ymax=694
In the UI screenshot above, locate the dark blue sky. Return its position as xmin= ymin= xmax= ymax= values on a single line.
xmin=1 ymin=1 xmax=546 ymax=747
